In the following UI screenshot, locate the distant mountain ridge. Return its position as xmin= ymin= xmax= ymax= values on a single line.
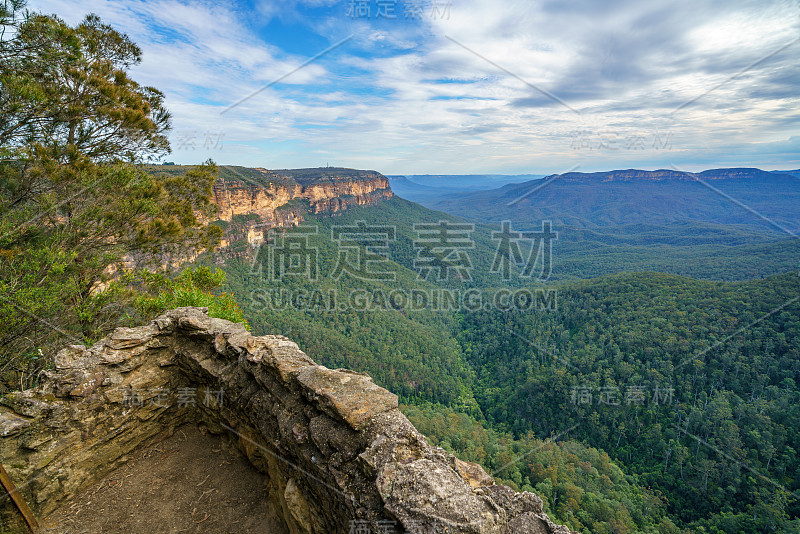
xmin=773 ymin=168 xmax=800 ymax=178
xmin=394 ymin=174 xmax=542 ymax=187
xmin=431 ymin=167 xmax=800 ymax=235
xmin=540 ymin=167 xmax=795 ymax=182
xmin=387 ymin=173 xmax=541 ymax=205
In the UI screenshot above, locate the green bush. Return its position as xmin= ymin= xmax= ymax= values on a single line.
xmin=134 ymin=266 xmax=248 ymax=327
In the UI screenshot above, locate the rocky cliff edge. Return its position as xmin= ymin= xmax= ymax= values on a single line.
xmin=0 ymin=307 xmax=576 ymax=534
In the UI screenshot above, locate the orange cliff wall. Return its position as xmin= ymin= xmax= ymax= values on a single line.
xmin=207 ymin=171 xmax=393 ymax=247
xmin=97 ymin=170 xmax=394 ymax=286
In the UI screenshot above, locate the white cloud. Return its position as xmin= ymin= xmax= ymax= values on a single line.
xmin=25 ymin=0 xmax=800 ymax=173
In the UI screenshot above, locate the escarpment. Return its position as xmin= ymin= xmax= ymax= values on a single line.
xmin=0 ymin=308 xmax=576 ymax=534
xmin=131 ymin=166 xmax=393 ymax=269
xmin=209 ymin=167 xmax=393 ymax=248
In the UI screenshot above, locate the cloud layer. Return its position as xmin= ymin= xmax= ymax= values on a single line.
xmin=28 ymin=0 xmax=800 ymax=173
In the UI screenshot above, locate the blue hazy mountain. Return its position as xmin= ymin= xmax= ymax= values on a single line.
xmin=773 ymin=169 xmax=800 ymax=178
xmin=431 ymin=168 xmax=800 ymax=236
xmin=388 ymin=174 xmax=542 ymax=205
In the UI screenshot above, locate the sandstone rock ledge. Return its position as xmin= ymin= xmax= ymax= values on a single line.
xmin=0 ymin=307 xmax=577 ymax=534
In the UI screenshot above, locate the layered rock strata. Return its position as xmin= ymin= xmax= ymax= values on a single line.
xmin=210 ymin=168 xmax=393 ymax=246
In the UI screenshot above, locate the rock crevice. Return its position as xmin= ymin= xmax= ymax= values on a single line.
xmin=0 ymin=307 xmax=575 ymax=533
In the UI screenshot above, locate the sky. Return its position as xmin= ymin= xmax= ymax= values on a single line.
xmin=27 ymin=0 xmax=800 ymax=174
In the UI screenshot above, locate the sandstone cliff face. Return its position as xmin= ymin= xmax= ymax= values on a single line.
xmin=0 ymin=308 xmax=575 ymax=534
xmin=210 ymin=168 xmax=393 ymax=247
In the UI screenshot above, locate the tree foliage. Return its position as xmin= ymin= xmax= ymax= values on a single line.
xmin=134 ymin=266 xmax=247 ymax=327
xmin=457 ymin=271 xmax=800 ymax=532
xmin=1 ymin=8 xmax=170 ymax=162
xmin=0 ymin=4 xmax=225 ymax=390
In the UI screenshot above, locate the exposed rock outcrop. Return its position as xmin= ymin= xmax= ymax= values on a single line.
xmin=0 ymin=308 xmax=575 ymax=533
xmin=129 ymin=166 xmax=394 ymax=269
xmin=210 ymin=167 xmax=393 ymax=247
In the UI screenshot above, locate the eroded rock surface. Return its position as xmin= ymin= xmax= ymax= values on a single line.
xmin=0 ymin=307 xmax=576 ymax=533
xmin=209 ymin=168 xmax=394 ymax=247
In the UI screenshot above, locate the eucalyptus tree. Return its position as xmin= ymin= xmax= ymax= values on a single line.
xmin=0 ymin=3 xmax=221 ymax=388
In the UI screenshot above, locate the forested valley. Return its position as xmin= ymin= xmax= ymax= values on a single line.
xmin=2 ymin=1 xmax=799 ymax=533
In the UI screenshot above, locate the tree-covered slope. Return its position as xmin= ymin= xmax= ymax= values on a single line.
xmin=218 ymin=195 xmax=800 ymax=532
xmin=216 ymin=197 xmax=685 ymax=533
xmin=414 ymin=168 xmax=800 ymax=282
xmin=457 ymin=271 xmax=800 ymax=531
